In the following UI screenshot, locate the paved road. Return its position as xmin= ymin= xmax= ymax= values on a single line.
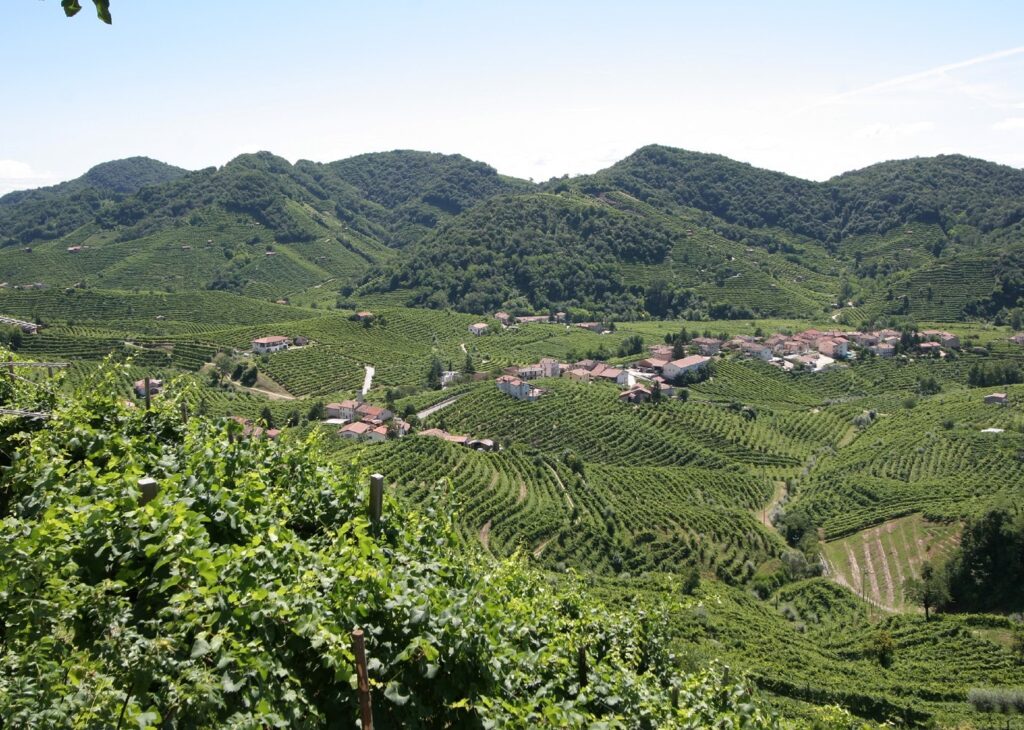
xmin=416 ymin=393 xmax=467 ymax=421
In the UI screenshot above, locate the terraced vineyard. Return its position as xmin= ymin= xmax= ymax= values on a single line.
xmin=821 ymin=514 xmax=961 ymax=611
xmin=793 ymin=384 xmax=1024 ymax=538
xmin=353 ymin=436 xmax=786 ymax=582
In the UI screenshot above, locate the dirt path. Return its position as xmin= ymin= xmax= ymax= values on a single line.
xmin=757 ymin=480 xmax=787 ymax=529
xmin=361 ymin=364 xmax=375 ymax=395
xmin=547 ymin=465 xmax=574 ymax=510
xmin=533 ymin=537 xmax=553 ymax=558
xmin=488 ymin=470 xmax=499 ymax=489
xmin=479 ymin=519 xmax=492 ymax=550
xmin=517 ymin=481 xmax=527 ymax=503
xmin=860 ymin=535 xmax=882 ymax=604
xmin=237 ymin=384 xmax=295 ymax=401
xmin=870 ymin=526 xmax=896 ymax=606
xmin=460 ymin=342 xmax=467 ymax=353
xmin=416 ymin=393 xmax=467 ymax=422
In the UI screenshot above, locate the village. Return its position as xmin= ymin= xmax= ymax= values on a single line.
xmin=489 ymin=324 xmax=965 ymax=405
xmin=99 ymin=313 xmax=1022 ymax=448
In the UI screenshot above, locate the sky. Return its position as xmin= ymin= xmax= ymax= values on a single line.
xmin=3 ymin=0 xmax=1024 ymax=194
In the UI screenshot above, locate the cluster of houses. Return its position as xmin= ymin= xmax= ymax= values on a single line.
xmin=229 ymin=416 xmax=280 ymax=440
xmin=640 ymin=327 xmax=962 ymax=373
xmin=0 ymin=315 xmax=40 ymax=334
xmin=250 ymin=335 xmax=310 ymax=354
xmin=494 ymin=353 xmax=709 ymax=404
xmin=323 ymin=398 xmax=410 ymax=443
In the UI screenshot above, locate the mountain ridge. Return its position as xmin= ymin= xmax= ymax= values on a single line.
xmin=2 ymin=145 xmax=1023 ymax=322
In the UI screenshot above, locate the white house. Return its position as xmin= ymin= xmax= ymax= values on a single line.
xmin=469 ymin=322 xmax=489 ymax=336
xmin=663 ymin=355 xmax=710 ymax=381
xmin=251 ymin=336 xmax=290 ymax=354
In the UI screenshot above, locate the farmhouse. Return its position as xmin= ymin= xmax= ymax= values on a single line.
xmin=984 ymin=392 xmax=1009 ymax=405
xmin=496 ymin=375 xmax=542 ymax=401
xmin=817 ymin=338 xmax=849 ymax=359
xmin=619 ymin=385 xmax=652 ymax=404
xmin=691 ymin=337 xmax=722 ymax=355
xmin=356 ymin=403 xmax=393 ymax=423
xmin=923 ymin=330 xmax=960 ymax=349
xmin=469 ymin=322 xmax=489 ymax=336
xmin=338 ymin=421 xmax=371 ymax=440
xmin=325 ymin=399 xmax=360 ymax=421
xmin=636 ymin=357 xmax=668 ymax=373
xmin=230 ymin=416 xmax=280 ymax=440
xmin=871 ymin=343 xmax=895 ymax=358
xmin=354 ymin=311 xmax=374 ymax=321
xmin=494 ymin=311 xmax=511 ymax=326
xmin=647 ymin=344 xmax=674 ymax=359
xmin=251 ymin=336 xmax=290 ymax=354
xmin=739 ymin=342 xmax=772 ymax=361
xmin=576 ymin=322 xmax=605 ymax=333
xmin=367 ymin=425 xmax=389 ymax=443
xmin=133 ymin=378 xmax=163 ymax=397
xmin=515 ymin=315 xmax=550 ymax=325
xmin=663 ymin=355 xmax=710 ymax=381
xmin=1011 ymin=333 xmax=1024 ymax=345
xmin=0 ymin=315 xmax=40 ymax=334
xmin=567 ymin=368 xmax=591 ymax=381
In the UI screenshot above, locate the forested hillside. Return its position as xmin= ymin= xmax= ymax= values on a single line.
xmin=2 ymin=145 xmax=1024 ymax=321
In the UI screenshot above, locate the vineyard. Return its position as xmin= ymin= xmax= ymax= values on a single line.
xmin=821 ymin=514 xmax=961 ymax=611
xmin=4 ymin=293 xmax=1024 ymax=726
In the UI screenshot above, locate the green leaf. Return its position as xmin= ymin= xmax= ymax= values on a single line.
xmin=61 ymin=0 xmax=82 ymax=18
xmin=222 ymin=672 xmax=244 ymax=693
xmin=93 ymin=0 xmax=112 ymax=24
xmin=190 ymin=637 xmax=212 ymax=659
xmin=383 ymin=681 xmax=410 ymax=706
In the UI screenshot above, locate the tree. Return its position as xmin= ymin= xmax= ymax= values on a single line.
xmin=60 ymin=0 xmax=111 ymax=23
xmin=865 ymin=630 xmax=895 ymax=668
xmin=259 ymin=406 xmax=274 ymax=428
xmin=426 ymin=355 xmax=444 ymax=390
xmin=903 ymin=562 xmax=949 ymax=620
xmin=463 ymin=352 xmax=475 ymax=375
xmin=651 ymin=379 xmax=662 ymax=405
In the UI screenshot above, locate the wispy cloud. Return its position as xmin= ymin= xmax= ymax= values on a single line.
xmin=791 ymin=46 xmax=1024 ymax=118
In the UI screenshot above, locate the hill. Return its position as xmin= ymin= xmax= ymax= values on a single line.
xmin=0 ymin=156 xmax=189 ymax=246
xmin=3 ymin=146 xmax=1024 ymax=322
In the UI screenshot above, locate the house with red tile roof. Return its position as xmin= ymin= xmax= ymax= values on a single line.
xmin=251 ymin=336 xmax=289 ymax=354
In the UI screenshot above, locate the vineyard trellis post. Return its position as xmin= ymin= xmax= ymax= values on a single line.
xmin=369 ymin=473 xmax=384 ymax=525
xmin=577 ymin=645 xmax=588 ymax=689
xmin=351 ymin=628 xmax=374 ymax=729
xmin=144 ymin=377 xmax=151 ymax=411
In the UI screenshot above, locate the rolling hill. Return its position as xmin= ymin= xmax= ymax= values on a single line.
xmin=2 ymin=146 xmax=1023 ymax=322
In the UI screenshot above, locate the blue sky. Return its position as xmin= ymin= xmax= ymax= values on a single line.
xmin=2 ymin=0 xmax=1024 ymax=193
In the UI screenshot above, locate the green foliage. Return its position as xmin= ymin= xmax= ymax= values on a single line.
xmin=943 ymin=505 xmax=1024 ymax=613
xmin=61 ymin=0 xmax=111 ymax=23
xmin=903 ymin=562 xmax=951 ymax=620
xmin=0 ymin=361 xmax=788 ymax=728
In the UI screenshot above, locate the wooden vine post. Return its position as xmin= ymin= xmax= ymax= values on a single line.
xmin=6 ymin=355 xmax=13 ymax=384
xmin=577 ymin=645 xmax=588 ymax=689
xmin=144 ymin=377 xmax=152 ymax=411
xmin=369 ymin=473 xmax=384 ymax=526
xmin=351 ymin=628 xmax=374 ymax=729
